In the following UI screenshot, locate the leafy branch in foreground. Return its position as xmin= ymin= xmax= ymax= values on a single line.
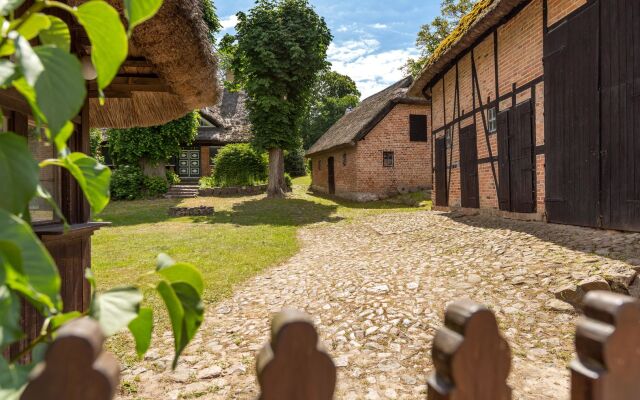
xmin=0 ymin=0 xmax=207 ymax=397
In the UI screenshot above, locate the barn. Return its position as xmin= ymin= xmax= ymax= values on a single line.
xmin=408 ymin=0 xmax=640 ymax=231
xmin=307 ymin=77 xmax=432 ymax=201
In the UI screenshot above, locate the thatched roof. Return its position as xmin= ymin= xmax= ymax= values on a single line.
xmin=69 ymin=0 xmax=220 ymax=128
xmin=407 ymin=0 xmax=528 ymax=97
xmin=197 ymin=89 xmax=252 ymax=145
xmin=306 ymin=77 xmax=428 ymax=157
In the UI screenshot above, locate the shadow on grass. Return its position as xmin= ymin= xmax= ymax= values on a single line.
xmin=191 ymin=197 xmax=343 ymax=227
xmin=94 ymin=198 xmax=182 ymax=226
xmin=309 ymin=191 xmax=425 ymax=210
xmin=440 ymin=211 xmax=640 ymax=266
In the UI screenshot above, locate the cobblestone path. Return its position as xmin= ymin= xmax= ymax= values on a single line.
xmin=121 ymin=211 xmax=640 ymax=400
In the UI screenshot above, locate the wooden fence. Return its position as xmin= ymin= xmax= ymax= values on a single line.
xmin=20 ymin=291 xmax=640 ymax=399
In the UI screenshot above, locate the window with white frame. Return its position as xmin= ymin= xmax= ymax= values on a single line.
xmin=487 ymin=107 xmax=497 ymax=133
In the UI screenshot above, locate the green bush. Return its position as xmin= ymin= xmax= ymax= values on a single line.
xmin=111 ymin=166 xmax=170 ymax=200
xmin=199 ymin=176 xmax=216 ymax=189
xmin=284 ymin=147 xmax=307 ymax=177
xmin=166 ymin=170 xmax=181 ymax=185
xmin=212 ymin=144 xmax=268 ymax=187
xmin=144 ymin=176 xmax=169 ymax=198
xmin=111 ymin=165 xmax=145 ymax=200
xmin=284 ymin=173 xmax=293 ymax=191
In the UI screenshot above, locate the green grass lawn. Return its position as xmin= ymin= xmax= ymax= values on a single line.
xmin=92 ymin=176 xmax=430 ymax=364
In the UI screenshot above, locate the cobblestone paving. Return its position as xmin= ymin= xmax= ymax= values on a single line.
xmin=120 ymin=211 xmax=640 ymax=400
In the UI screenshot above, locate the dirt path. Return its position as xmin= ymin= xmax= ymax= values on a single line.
xmin=120 ymin=211 xmax=640 ymax=399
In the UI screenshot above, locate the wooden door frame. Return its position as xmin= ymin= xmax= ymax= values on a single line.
xmin=327 ymin=156 xmax=335 ymax=195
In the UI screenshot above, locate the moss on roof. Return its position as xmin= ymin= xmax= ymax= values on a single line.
xmin=427 ymin=0 xmax=494 ymax=68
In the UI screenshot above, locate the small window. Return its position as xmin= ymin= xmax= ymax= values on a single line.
xmin=342 ymin=153 xmax=347 ymax=166
xmin=487 ymin=107 xmax=497 ymax=133
xmin=445 ymin=127 xmax=453 ymax=149
xmin=409 ymin=114 xmax=428 ymax=142
xmin=383 ymin=151 xmax=394 ymax=167
xmin=28 ymin=125 xmax=61 ymax=224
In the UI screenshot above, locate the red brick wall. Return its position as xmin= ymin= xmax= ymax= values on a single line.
xmin=430 ymin=0 xmax=559 ymax=215
xmin=310 ymin=103 xmax=432 ymax=199
xmin=547 ymin=0 xmax=587 ymax=26
xmin=355 ymin=104 xmax=431 ymax=195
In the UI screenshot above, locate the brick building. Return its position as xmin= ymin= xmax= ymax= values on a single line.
xmin=408 ymin=0 xmax=640 ymax=231
xmin=307 ymin=77 xmax=432 ymax=201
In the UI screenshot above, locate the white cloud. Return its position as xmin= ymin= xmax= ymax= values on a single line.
xmin=370 ymin=23 xmax=388 ymax=29
xmin=220 ymin=15 xmax=238 ymax=31
xmin=336 ymin=25 xmax=349 ymax=32
xmin=328 ymin=39 xmax=418 ymax=99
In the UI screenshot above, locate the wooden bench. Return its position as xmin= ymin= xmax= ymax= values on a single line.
xmin=20 ymin=291 xmax=640 ymax=399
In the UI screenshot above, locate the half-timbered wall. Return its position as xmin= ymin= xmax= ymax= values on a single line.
xmin=430 ymin=0 xmax=554 ymax=217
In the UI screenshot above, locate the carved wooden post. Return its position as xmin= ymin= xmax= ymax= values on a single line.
xmin=571 ymin=291 xmax=640 ymax=400
xmin=427 ymin=299 xmax=512 ymax=400
xmin=21 ymin=317 xmax=119 ymax=400
xmin=256 ymin=309 xmax=336 ymax=400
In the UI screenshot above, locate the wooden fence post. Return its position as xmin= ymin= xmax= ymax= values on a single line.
xmin=21 ymin=317 xmax=119 ymax=400
xmin=570 ymin=291 xmax=640 ymax=400
xmin=427 ymin=299 xmax=512 ymax=400
xmin=256 ymin=308 xmax=336 ymax=400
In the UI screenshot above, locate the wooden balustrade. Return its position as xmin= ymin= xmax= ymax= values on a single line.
xmin=19 ymin=291 xmax=640 ymax=399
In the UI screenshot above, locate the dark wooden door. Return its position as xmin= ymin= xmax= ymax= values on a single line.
xmin=459 ymin=125 xmax=480 ymax=208
xmin=497 ymin=101 xmax=536 ymax=213
xmin=178 ymin=149 xmax=201 ymax=178
xmin=544 ymin=2 xmax=600 ymax=227
xmin=435 ymin=137 xmax=448 ymax=206
xmin=327 ymin=156 xmax=335 ymax=195
xmin=600 ymin=0 xmax=640 ymax=231
xmin=510 ymin=101 xmax=536 ymax=213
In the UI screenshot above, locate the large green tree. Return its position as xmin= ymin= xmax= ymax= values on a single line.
xmin=404 ymin=0 xmax=475 ymax=76
xmin=228 ymin=0 xmax=332 ymax=198
xmin=302 ymin=69 xmax=360 ymax=149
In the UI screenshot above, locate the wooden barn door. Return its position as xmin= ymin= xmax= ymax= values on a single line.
xmin=544 ymin=2 xmax=600 ymax=227
xmin=497 ymin=101 xmax=536 ymax=213
xmin=459 ymin=125 xmax=479 ymax=208
xmin=600 ymin=0 xmax=640 ymax=231
xmin=434 ymin=137 xmax=448 ymax=206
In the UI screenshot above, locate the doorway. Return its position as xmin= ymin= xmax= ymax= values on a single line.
xmin=328 ymin=156 xmax=335 ymax=194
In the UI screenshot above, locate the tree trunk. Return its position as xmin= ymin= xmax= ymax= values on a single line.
xmin=267 ymin=148 xmax=286 ymax=198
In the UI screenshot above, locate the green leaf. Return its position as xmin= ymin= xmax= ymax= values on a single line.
xmin=43 ymin=153 xmax=111 ymax=214
xmin=0 ymin=0 xmax=24 ymax=16
xmin=14 ymin=34 xmax=42 ymax=86
xmin=38 ymin=15 xmax=70 ymax=52
xmin=48 ymin=311 xmax=82 ymax=330
xmin=16 ymin=13 xmax=50 ymax=40
xmin=12 ymin=78 xmax=44 ymax=125
xmin=0 ymin=209 xmax=61 ymax=313
xmin=33 ymin=46 xmax=86 ymax=136
xmin=0 ymin=285 xmax=23 ymax=349
xmin=36 ymin=185 xmax=67 ymax=227
xmin=123 ymin=0 xmax=163 ymax=34
xmin=75 ymin=1 xmax=128 ymax=90
xmin=89 ymin=287 xmax=142 ymax=336
xmin=85 ymin=268 xmax=96 ymax=291
xmin=0 ymin=60 xmax=17 ymax=87
xmin=45 ymin=121 xmax=74 ymax=154
xmin=0 ymin=133 xmax=39 ymax=215
xmin=156 ymin=261 xmax=204 ymax=296
xmin=0 ymin=357 xmax=29 ymax=400
xmin=156 ymin=280 xmax=184 ymax=369
xmin=128 ymin=307 xmax=153 ymax=357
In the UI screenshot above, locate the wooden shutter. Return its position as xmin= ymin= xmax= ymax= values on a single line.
xmin=497 ymin=110 xmax=511 ymax=211
xmin=510 ymin=101 xmax=535 ymax=213
xmin=409 ymin=115 xmax=428 ymax=142
xmin=434 ymin=137 xmax=448 ymax=206
xmin=459 ymin=125 xmax=480 ymax=208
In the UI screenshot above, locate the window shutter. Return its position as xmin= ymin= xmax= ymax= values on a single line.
xmin=409 ymin=115 xmax=428 ymax=142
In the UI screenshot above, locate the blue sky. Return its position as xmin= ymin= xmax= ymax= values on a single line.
xmin=215 ymin=1 xmax=440 ymax=98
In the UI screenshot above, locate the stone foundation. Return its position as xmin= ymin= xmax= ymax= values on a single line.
xmin=199 ymin=185 xmax=267 ymax=197
xmin=168 ymin=206 xmax=214 ymax=217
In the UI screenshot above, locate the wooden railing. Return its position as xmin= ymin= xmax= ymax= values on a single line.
xmin=20 ymin=291 xmax=640 ymax=399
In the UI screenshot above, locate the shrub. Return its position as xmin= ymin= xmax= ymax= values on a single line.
xmin=212 ymin=144 xmax=268 ymax=187
xmin=166 ymin=170 xmax=181 ymax=185
xmin=284 ymin=173 xmax=293 ymax=191
xmin=284 ymin=147 xmax=307 ymax=177
xmin=111 ymin=165 xmax=145 ymax=200
xmin=144 ymin=176 xmax=169 ymax=198
xmin=199 ymin=176 xmax=216 ymax=189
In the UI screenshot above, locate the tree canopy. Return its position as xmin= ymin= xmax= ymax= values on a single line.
xmin=108 ymin=111 xmax=200 ymax=166
xmin=229 ymin=0 xmax=332 ymax=152
xmin=302 ymin=69 xmax=360 ymax=149
xmin=404 ymin=0 xmax=475 ymax=77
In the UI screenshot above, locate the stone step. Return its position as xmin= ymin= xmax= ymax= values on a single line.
xmin=164 ymin=194 xmax=198 ymax=199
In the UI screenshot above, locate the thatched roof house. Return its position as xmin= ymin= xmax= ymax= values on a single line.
xmin=306 ymin=77 xmax=432 ymax=201
xmin=407 ymin=0 xmax=528 ymax=97
xmin=197 ymin=89 xmax=252 ymax=146
xmin=71 ymin=0 xmax=220 ymax=128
